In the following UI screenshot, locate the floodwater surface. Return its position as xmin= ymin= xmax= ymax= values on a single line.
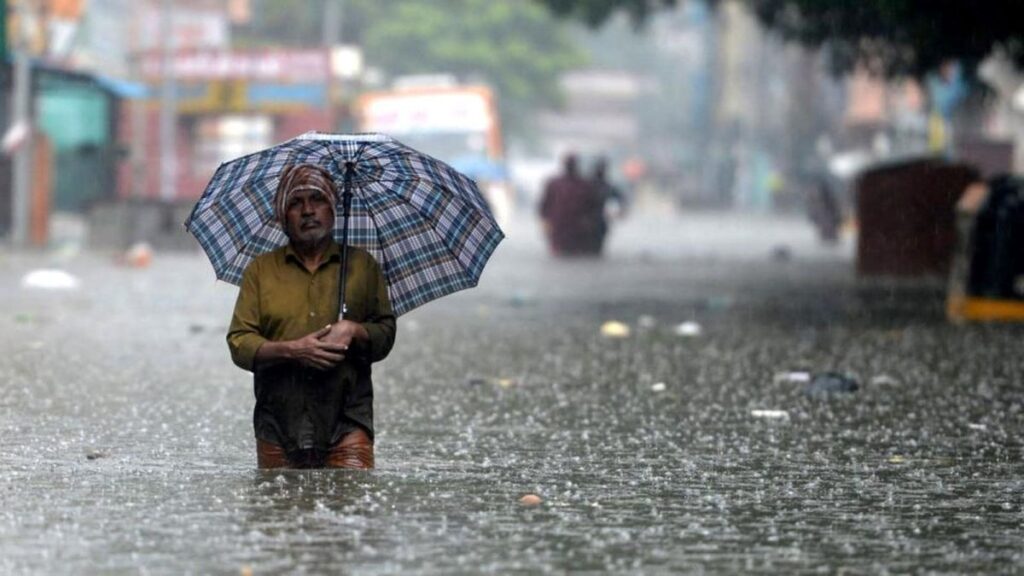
xmin=1 ymin=213 xmax=1022 ymax=574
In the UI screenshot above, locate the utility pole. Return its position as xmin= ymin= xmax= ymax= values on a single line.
xmin=323 ymin=0 xmax=341 ymax=117
xmin=10 ymin=0 xmax=35 ymax=246
xmin=323 ymin=0 xmax=341 ymax=46
xmin=0 ymin=0 xmax=7 ymax=63
xmin=158 ymin=0 xmax=177 ymax=202
xmin=129 ymin=0 xmax=147 ymax=198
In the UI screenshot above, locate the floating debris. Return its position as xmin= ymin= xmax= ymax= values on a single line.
xmin=870 ymin=374 xmax=900 ymax=386
xmin=519 ymin=494 xmax=542 ymax=506
xmin=750 ymin=409 xmax=790 ymax=420
xmin=967 ymin=423 xmax=987 ymax=431
xmin=600 ymin=321 xmax=631 ymax=338
xmin=127 ymin=242 xmax=153 ymax=267
xmin=20 ymin=269 xmax=80 ymax=291
xmin=805 ymin=372 xmax=859 ymax=398
xmin=466 ymin=376 xmax=515 ymax=388
xmin=651 ymin=382 xmax=666 ymax=392
xmin=121 ymin=242 xmax=154 ymax=268
xmin=85 ymin=451 xmax=108 ymax=461
xmin=673 ymin=321 xmax=702 ymax=337
xmin=773 ymin=371 xmax=811 ymax=384
xmin=887 ymin=455 xmax=906 ymax=464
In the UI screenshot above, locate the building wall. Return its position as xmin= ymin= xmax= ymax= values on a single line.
xmin=118 ymin=104 xmax=334 ymax=201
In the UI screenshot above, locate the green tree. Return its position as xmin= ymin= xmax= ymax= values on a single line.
xmin=535 ymin=0 xmax=679 ymax=28
xmin=353 ymin=0 xmax=584 ymax=131
xmin=535 ymin=0 xmax=1024 ymax=78
xmin=745 ymin=0 xmax=1024 ymax=78
xmin=238 ymin=0 xmax=585 ymax=136
xmin=238 ymin=0 xmax=326 ymax=47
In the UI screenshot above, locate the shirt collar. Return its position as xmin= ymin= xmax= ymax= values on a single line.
xmin=284 ymin=240 xmax=342 ymax=266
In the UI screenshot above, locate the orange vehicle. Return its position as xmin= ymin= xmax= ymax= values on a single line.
xmin=356 ymin=80 xmax=511 ymax=225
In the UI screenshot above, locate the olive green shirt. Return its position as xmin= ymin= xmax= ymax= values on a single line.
xmin=227 ymin=241 xmax=396 ymax=452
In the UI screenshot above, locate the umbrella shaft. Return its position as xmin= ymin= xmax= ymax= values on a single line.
xmin=338 ymin=162 xmax=355 ymax=319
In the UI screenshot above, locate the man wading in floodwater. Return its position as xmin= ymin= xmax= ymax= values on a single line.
xmin=226 ymin=164 xmax=396 ymax=469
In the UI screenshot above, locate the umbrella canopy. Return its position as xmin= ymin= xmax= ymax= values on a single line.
xmin=185 ymin=132 xmax=504 ymax=316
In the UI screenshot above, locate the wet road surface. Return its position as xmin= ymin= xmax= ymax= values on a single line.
xmin=1 ymin=212 xmax=1022 ymax=574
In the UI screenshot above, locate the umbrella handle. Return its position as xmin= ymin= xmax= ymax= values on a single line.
xmin=338 ymin=161 xmax=355 ymax=320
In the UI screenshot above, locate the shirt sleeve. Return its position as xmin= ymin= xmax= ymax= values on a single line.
xmin=226 ymin=260 xmax=267 ymax=371
xmin=360 ymin=256 xmax=397 ymax=363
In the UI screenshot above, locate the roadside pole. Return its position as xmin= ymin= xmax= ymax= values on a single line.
xmin=158 ymin=0 xmax=176 ymax=202
xmin=323 ymin=0 xmax=341 ymax=122
xmin=129 ymin=1 xmax=147 ymax=199
xmin=10 ymin=1 xmax=33 ymax=246
xmin=323 ymin=0 xmax=340 ymax=57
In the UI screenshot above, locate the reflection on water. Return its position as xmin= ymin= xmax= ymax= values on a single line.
xmin=0 ymin=213 xmax=1022 ymax=573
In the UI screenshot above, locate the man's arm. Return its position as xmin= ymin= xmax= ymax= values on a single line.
xmin=361 ymin=263 xmax=396 ymax=362
xmin=228 ymin=261 xmax=347 ymax=371
xmin=324 ymin=256 xmax=396 ymax=363
xmin=227 ymin=262 xmax=268 ymax=371
xmin=254 ymin=325 xmax=346 ymax=371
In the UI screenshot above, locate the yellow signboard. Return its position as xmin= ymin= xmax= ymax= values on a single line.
xmin=175 ymin=80 xmax=248 ymax=114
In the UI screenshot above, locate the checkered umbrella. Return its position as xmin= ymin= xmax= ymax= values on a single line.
xmin=184 ymin=132 xmax=504 ymax=316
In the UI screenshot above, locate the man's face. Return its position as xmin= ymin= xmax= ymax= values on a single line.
xmin=284 ymin=187 xmax=334 ymax=245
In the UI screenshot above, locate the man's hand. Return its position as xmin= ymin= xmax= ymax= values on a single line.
xmin=321 ymin=320 xmax=369 ymax=352
xmin=289 ymin=325 xmax=347 ymax=370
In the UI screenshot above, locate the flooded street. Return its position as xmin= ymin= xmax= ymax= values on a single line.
xmin=1 ymin=212 xmax=1022 ymax=574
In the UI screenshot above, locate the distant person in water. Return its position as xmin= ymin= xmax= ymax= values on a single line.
xmin=539 ymin=153 xmax=607 ymax=257
xmin=226 ymin=164 xmax=397 ymax=469
xmin=808 ymin=175 xmax=841 ymax=244
xmin=588 ymin=156 xmax=628 ymax=254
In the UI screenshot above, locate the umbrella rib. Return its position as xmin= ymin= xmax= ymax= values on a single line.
xmin=188 ymin=133 xmax=504 ymax=309
xmin=353 ymin=181 xmax=392 ymax=285
xmin=364 ymin=177 xmax=498 ymax=278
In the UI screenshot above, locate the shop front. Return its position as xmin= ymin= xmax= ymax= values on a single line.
xmin=123 ymin=48 xmax=337 ymax=201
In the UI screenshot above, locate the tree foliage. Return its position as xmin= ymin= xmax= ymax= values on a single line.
xmin=239 ymin=0 xmax=585 ymax=135
xmin=745 ymin=0 xmax=1024 ymax=78
xmin=534 ymin=0 xmax=680 ymax=28
xmin=351 ymin=0 xmax=584 ymax=128
xmin=536 ymin=0 xmax=1024 ymax=78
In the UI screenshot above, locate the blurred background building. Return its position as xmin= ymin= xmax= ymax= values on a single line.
xmin=1 ymin=0 xmax=1022 ymax=250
